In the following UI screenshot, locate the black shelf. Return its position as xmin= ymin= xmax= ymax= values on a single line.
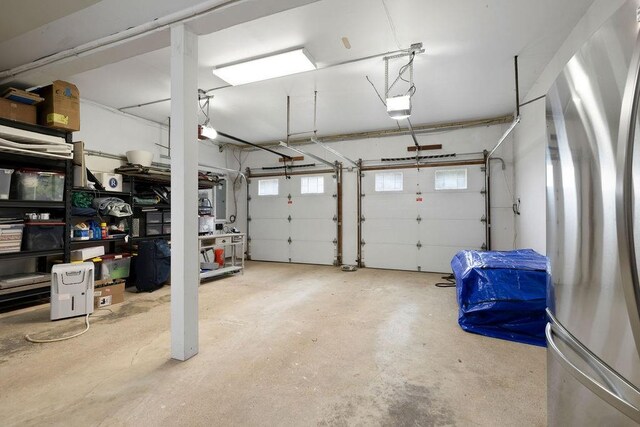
xmin=131 ymin=234 xmax=170 ymax=242
xmin=72 ymin=187 xmax=131 ymax=198
xmin=0 ymin=249 xmax=64 ymax=260
xmin=0 ymin=117 xmax=67 ymax=138
xmin=70 ymin=235 xmax=127 ymax=246
xmin=135 ymin=203 xmax=171 ymax=210
xmin=0 ymin=200 xmax=65 ymax=209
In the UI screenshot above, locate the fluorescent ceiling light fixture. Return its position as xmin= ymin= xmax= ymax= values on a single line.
xmin=387 ymin=95 xmax=411 ymax=120
xmin=200 ymin=125 xmax=218 ymax=140
xmin=212 ymin=48 xmax=316 ymax=86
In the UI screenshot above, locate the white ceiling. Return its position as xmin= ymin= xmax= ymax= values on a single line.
xmin=0 ymin=0 xmax=100 ymax=43
xmin=0 ymin=0 xmax=596 ymax=144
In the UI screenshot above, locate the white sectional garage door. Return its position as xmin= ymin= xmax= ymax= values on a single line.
xmin=361 ymin=164 xmax=485 ymax=273
xmin=248 ymin=172 xmax=338 ymax=265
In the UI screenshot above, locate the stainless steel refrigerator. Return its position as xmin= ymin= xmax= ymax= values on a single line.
xmin=546 ymin=0 xmax=640 ymax=424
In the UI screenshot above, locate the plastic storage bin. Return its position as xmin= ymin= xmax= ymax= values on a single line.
xmin=0 ymin=168 xmax=13 ymax=200
xmin=162 ymin=224 xmax=171 ymax=234
xmin=0 ymin=223 xmax=24 ymax=253
xmin=14 ymin=170 xmax=65 ymax=201
xmin=147 ymin=224 xmax=163 ymax=236
xmin=146 ymin=211 xmax=163 ymax=224
xmin=100 ymin=253 xmax=132 ymax=281
xmin=163 ymin=211 xmax=171 ymax=223
xmin=22 ymin=221 xmax=64 ymax=251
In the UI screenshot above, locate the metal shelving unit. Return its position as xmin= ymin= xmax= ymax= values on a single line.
xmin=0 ymin=249 xmax=65 ymax=261
xmin=0 ymin=119 xmax=73 ymax=305
xmin=199 ymin=233 xmax=245 ymax=282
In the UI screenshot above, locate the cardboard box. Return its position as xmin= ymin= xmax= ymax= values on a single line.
xmin=34 ymin=80 xmax=80 ymax=131
xmin=94 ymin=281 xmax=125 ymax=308
xmin=0 ymin=97 xmax=36 ymax=124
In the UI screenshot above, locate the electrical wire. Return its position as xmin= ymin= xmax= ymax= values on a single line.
xmin=366 ymin=75 xmax=387 ymax=106
xmin=435 ymin=274 xmax=456 ymax=288
xmin=25 ymin=314 xmax=91 ymax=343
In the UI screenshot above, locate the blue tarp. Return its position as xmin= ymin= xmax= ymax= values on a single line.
xmin=451 ymin=249 xmax=549 ymax=347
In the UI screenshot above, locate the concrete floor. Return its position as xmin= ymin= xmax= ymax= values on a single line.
xmin=0 ymin=262 xmax=546 ymax=426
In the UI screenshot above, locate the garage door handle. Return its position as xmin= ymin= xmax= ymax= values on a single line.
xmin=287 ymin=215 xmax=292 ymax=222
xmin=287 ymin=237 xmax=292 ymax=244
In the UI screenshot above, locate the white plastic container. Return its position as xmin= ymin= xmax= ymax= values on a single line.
xmin=126 ymin=150 xmax=153 ymax=167
xmin=0 ymin=168 xmax=13 ymax=200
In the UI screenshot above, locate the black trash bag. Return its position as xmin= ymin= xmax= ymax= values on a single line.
xmin=134 ymin=239 xmax=170 ymax=292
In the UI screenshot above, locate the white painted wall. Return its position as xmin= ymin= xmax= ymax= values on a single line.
xmin=227 ymin=123 xmax=515 ymax=265
xmin=513 ymin=0 xmax=627 ymax=254
xmin=75 ymin=98 xmax=226 ymax=175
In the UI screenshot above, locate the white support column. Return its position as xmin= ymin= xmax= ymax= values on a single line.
xmin=170 ymin=23 xmax=199 ymax=361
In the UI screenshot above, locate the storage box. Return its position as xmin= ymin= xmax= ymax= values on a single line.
xmin=71 ymin=245 xmax=105 ymax=261
xmin=100 ymin=253 xmax=131 ymax=280
xmin=33 ymin=80 xmax=80 ymax=131
xmin=163 ymin=211 xmax=171 ymax=223
xmin=0 ymin=223 xmax=23 ymax=253
xmin=162 ymin=224 xmax=171 ymax=234
xmin=0 ymin=168 xmax=13 ymax=200
xmin=23 ymin=221 xmax=64 ymax=251
xmin=0 ymin=97 xmax=36 ymax=124
xmin=95 ymin=172 xmax=123 ymax=192
xmin=14 ymin=170 xmax=65 ymax=201
xmin=146 ymin=224 xmax=162 ymax=236
xmin=146 ymin=211 xmax=163 ymax=224
xmin=94 ymin=281 xmax=125 ymax=308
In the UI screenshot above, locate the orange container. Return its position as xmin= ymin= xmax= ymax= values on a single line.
xmin=214 ymin=248 xmax=225 ymax=267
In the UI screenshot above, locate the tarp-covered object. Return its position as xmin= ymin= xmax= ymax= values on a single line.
xmin=451 ymin=249 xmax=549 ymax=347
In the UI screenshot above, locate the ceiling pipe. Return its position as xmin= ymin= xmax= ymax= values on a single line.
xmin=484 ymin=55 xmax=522 ymax=251
xmin=0 ymin=0 xmax=255 ymax=83
xmin=255 ymin=115 xmax=513 ymax=148
xmin=118 ymin=46 xmax=411 ymax=112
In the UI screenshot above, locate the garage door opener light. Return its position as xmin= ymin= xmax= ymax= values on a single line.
xmin=212 ymin=48 xmax=316 ymax=86
xmin=199 ymin=125 xmax=218 ymax=140
xmin=386 ymin=95 xmax=411 ymax=120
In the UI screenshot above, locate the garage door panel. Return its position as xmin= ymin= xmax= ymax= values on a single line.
xmin=363 ymin=219 xmax=417 ymax=245
xmin=417 ymin=246 xmax=468 ymax=273
xmin=363 ymin=165 xmax=486 ymax=272
xmin=249 ymin=219 xmax=289 ymax=240
xmin=363 ymin=195 xmax=418 ymax=219
xmin=364 ymin=243 xmax=417 ymax=271
xmin=417 ymin=168 xmax=484 ymax=191
xmin=250 ymin=197 xmax=289 ymax=218
xmin=418 ymin=194 xmax=484 ymax=219
xmin=249 ymin=171 xmax=337 ymax=266
xmin=291 ymin=219 xmax=335 ymax=241
xmin=419 ymin=220 xmax=484 ymax=247
xmin=250 ymin=239 xmax=289 ymax=263
xmin=362 ymin=170 xmax=418 ymax=193
xmin=290 ymin=197 xmax=334 ymax=217
xmin=291 ymin=241 xmax=335 ymax=265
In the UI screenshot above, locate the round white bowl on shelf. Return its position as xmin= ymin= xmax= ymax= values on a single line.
xmin=126 ymin=150 xmax=153 ymax=167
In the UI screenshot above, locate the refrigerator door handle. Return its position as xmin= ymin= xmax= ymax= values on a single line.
xmin=617 ymin=29 xmax=640 ymax=356
xmin=546 ymin=314 xmax=640 ymax=423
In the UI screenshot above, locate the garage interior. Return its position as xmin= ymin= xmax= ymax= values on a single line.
xmin=0 ymin=0 xmax=633 ymax=425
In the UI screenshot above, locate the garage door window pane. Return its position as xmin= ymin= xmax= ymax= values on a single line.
xmin=301 ymin=176 xmax=324 ymax=194
xmin=435 ymin=169 xmax=467 ymax=190
xmin=375 ymin=172 xmax=403 ymax=192
xmin=258 ymin=179 xmax=279 ymax=195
